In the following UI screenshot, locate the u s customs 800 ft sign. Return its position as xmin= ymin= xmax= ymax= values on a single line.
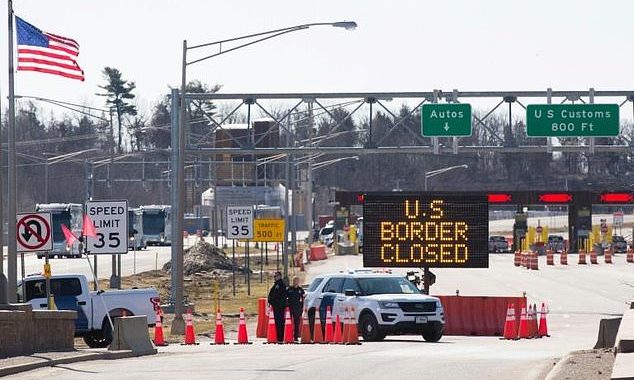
xmin=363 ymin=193 xmax=488 ymax=268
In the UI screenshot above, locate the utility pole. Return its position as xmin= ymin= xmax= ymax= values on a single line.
xmin=283 ymin=153 xmax=290 ymax=283
xmin=7 ymin=0 xmax=18 ymax=302
xmin=291 ymin=153 xmax=297 ymax=258
xmin=306 ymin=101 xmax=314 ymax=245
xmin=170 ymin=86 xmax=185 ymax=334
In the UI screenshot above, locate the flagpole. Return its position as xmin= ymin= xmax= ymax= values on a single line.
xmin=7 ymin=0 xmax=18 ymax=303
xmin=0 ymin=1 xmax=4 ymax=302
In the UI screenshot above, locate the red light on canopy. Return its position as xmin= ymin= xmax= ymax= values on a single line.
xmin=538 ymin=193 xmax=573 ymax=203
xmin=356 ymin=194 xmax=365 ymax=203
xmin=600 ymin=193 xmax=633 ymax=203
xmin=488 ymin=193 xmax=512 ymax=203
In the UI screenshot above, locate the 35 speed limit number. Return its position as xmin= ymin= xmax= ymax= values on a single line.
xmin=226 ymin=206 xmax=254 ymax=239
xmin=86 ymin=200 xmax=129 ymax=254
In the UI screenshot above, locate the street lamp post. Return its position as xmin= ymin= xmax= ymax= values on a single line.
xmin=171 ymin=21 xmax=357 ymax=334
xmin=424 ymin=164 xmax=469 ymax=191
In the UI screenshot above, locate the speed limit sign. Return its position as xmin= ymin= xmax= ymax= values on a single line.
xmin=86 ymin=200 xmax=128 ymax=254
xmin=227 ymin=206 xmax=254 ymax=239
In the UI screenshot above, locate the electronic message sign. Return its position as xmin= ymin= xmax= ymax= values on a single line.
xmin=363 ymin=193 xmax=488 ymax=268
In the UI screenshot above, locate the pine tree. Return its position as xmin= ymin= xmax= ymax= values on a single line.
xmin=97 ymin=67 xmax=137 ymax=152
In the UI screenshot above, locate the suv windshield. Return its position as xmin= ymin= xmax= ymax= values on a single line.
xmin=357 ymin=277 xmax=420 ymax=295
xmin=613 ymin=236 xmax=625 ymax=242
xmin=320 ymin=227 xmax=334 ymax=235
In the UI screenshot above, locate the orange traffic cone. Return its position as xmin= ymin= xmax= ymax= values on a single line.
xmin=212 ymin=309 xmax=227 ymax=345
xmin=517 ymin=305 xmax=529 ymax=339
xmin=627 ymin=247 xmax=634 ymax=263
xmin=342 ymin=308 xmax=350 ymax=342
xmin=235 ymin=307 xmax=251 ymax=344
xmin=256 ymin=298 xmax=267 ymax=338
xmin=313 ymin=310 xmax=324 ymax=344
xmin=183 ymin=309 xmax=198 ymax=345
xmin=300 ymin=308 xmax=312 ymax=344
xmin=605 ymin=247 xmax=613 ymax=264
xmin=538 ymin=303 xmax=550 ymax=337
xmin=560 ymin=249 xmax=568 ymax=265
xmin=332 ymin=314 xmax=343 ymax=344
xmin=324 ymin=306 xmax=334 ymax=343
xmin=514 ymin=251 xmax=521 ymax=267
xmin=345 ymin=307 xmax=360 ymax=345
xmin=153 ymin=307 xmax=167 ymax=346
xmin=501 ymin=303 xmax=517 ymax=340
xmin=265 ymin=306 xmax=278 ymax=344
xmin=530 ymin=304 xmax=538 ymax=338
xmin=546 ymin=249 xmax=554 ymax=265
xmin=578 ymin=251 xmax=587 ymax=265
xmin=283 ymin=307 xmax=295 ymax=344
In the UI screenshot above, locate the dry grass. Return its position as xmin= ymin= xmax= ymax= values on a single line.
xmin=89 ymin=243 xmax=308 ymax=343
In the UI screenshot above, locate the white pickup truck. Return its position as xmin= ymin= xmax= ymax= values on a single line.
xmin=17 ymin=274 xmax=160 ymax=348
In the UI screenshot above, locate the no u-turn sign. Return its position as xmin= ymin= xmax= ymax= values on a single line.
xmin=16 ymin=213 xmax=53 ymax=252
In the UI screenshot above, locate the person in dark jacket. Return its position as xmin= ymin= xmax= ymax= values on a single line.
xmin=286 ymin=276 xmax=305 ymax=340
xmin=267 ymin=271 xmax=287 ymax=342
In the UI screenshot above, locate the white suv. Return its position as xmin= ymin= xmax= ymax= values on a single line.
xmin=304 ymin=270 xmax=445 ymax=342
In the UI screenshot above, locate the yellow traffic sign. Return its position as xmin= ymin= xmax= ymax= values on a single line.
xmin=253 ymin=219 xmax=285 ymax=242
xmin=43 ymin=262 xmax=51 ymax=278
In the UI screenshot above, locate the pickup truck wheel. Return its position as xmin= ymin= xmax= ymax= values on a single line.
xmin=360 ymin=313 xmax=385 ymax=341
xmin=422 ymin=322 xmax=444 ymax=342
xmin=83 ymin=331 xmax=110 ymax=348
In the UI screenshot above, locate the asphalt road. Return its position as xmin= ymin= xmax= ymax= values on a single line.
xmin=10 ymin=337 xmax=556 ymax=380
xmin=10 ymin=253 xmax=634 ymax=380
xmin=3 ymin=232 xmax=308 ymax=283
xmin=5 ymin=245 xmax=172 ymax=282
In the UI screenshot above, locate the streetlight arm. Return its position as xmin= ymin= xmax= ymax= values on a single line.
xmin=425 ymin=164 xmax=468 ymax=178
xmin=188 ymin=22 xmax=355 ymax=50
xmin=15 ymin=95 xmax=109 ymax=121
xmin=47 ymin=148 xmax=100 ymax=165
xmin=312 ymin=156 xmax=358 ymax=169
xmin=188 ymin=27 xmax=309 ymax=66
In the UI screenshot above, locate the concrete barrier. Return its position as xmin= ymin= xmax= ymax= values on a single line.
xmin=0 ymin=304 xmax=75 ymax=358
xmin=611 ymin=352 xmax=634 ymax=380
xmin=336 ymin=242 xmax=356 ymax=255
xmin=594 ymin=318 xmax=622 ymax=349
xmin=108 ymin=315 xmax=157 ymax=355
xmin=616 ymin=309 xmax=634 ymax=353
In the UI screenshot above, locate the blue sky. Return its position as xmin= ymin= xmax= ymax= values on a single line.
xmin=1 ymin=0 xmax=631 ymax=118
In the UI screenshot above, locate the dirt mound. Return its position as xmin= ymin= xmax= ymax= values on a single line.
xmin=163 ymin=239 xmax=249 ymax=276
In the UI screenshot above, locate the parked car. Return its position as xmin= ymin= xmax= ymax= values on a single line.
xmin=611 ymin=235 xmax=628 ymax=253
xmin=17 ymin=274 xmax=159 ymax=348
xmin=488 ymin=235 xmax=511 ymax=253
xmin=319 ymin=225 xmax=335 ymax=247
xmin=547 ymin=235 xmax=565 ymax=253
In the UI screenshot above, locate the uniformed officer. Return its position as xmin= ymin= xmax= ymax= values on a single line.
xmin=286 ymin=276 xmax=305 ymax=340
xmin=267 ymin=271 xmax=287 ymax=342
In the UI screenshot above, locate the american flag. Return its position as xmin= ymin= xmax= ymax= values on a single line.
xmin=15 ymin=16 xmax=85 ymax=81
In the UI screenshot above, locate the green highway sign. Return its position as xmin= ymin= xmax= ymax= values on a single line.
xmin=421 ymin=103 xmax=472 ymax=137
xmin=526 ymin=104 xmax=619 ymax=137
